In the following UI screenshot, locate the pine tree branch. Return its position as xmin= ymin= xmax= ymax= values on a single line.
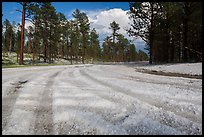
xmin=16 ymin=9 xmax=23 ymax=13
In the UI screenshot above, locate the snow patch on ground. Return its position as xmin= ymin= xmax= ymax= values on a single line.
xmin=135 ymin=62 xmax=202 ymax=75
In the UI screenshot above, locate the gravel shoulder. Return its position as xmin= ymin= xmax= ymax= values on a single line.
xmin=2 ymin=63 xmax=202 ymax=135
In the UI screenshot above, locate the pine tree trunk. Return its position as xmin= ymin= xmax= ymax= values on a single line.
xmin=44 ymin=32 xmax=47 ymax=63
xmin=57 ymin=46 xmax=60 ymax=61
xmin=66 ymin=42 xmax=68 ymax=60
xmin=82 ymin=35 xmax=85 ymax=64
xmin=166 ymin=14 xmax=170 ymax=63
xmin=183 ymin=17 xmax=188 ymax=62
xmin=171 ymin=44 xmax=175 ymax=62
xmin=149 ymin=32 xmax=153 ymax=64
xmin=32 ymin=46 xmax=35 ymax=64
xmin=62 ymin=45 xmax=64 ymax=59
xmin=183 ymin=2 xmax=189 ymax=62
xmin=76 ymin=49 xmax=78 ymax=64
xmin=4 ymin=25 xmax=7 ymax=52
xmin=70 ymin=45 xmax=73 ymax=65
xmin=49 ymin=31 xmax=51 ymax=64
xmin=17 ymin=52 xmax=19 ymax=63
xmin=9 ymin=37 xmax=12 ymax=54
xmin=19 ymin=3 xmax=26 ymax=65
xmin=149 ymin=3 xmax=154 ymax=64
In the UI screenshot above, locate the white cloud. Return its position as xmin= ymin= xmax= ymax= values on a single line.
xmin=87 ymin=8 xmax=131 ymax=36
xmin=65 ymin=8 xmax=133 ymax=39
xmin=86 ymin=8 xmax=147 ymax=52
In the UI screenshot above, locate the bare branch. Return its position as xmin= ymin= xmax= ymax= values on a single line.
xmin=26 ymin=13 xmax=31 ymax=18
xmin=16 ymin=9 xmax=23 ymax=13
xmin=184 ymin=46 xmax=202 ymax=55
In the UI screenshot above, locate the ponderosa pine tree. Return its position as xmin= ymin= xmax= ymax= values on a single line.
xmin=127 ymin=2 xmax=162 ymax=64
xmin=3 ymin=19 xmax=14 ymax=53
xmin=38 ymin=2 xmax=59 ymax=63
xmin=116 ymin=34 xmax=129 ymax=62
xmin=109 ymin=21 xmax=120 ymax=62
xmin=70 ymin=19 xmax=81 ymax=64
xmin=102 ymin=36 xmax=112 ymax=62
xmin=57 ymin=12 xmax=67 ymax=59
xmin=18 ymin=2 xmax=38 ymax=64
xmin=72 ymin=9 xmax=90 ymax=64
xmin=89 ymin=28 xmax=100 ymax=63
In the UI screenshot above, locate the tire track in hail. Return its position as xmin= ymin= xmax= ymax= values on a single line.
xmin=90 ymin=65 xmax=201 ymax=90
xmin=34 ymin=68 xmax=66 ymax=135
xmin=81 ymin=67 xmax=200 ymax=114
xmin=62 ymin=69 xmax=159 ymax=125
xmin=2 ymin=80 xmax=28 ymax=131
xmin=52 ymin=68 xmax=128 ymax=134
xmin=68 ymin=68 xmax=141 ymax=128
xmin=59 ymin=68 xmax=126 ymax=107
xmin=84 ymin=66 xmax=202 ymax=111
xmin=79 ymin=68 xmax=201 ymax=133
xmin=2 ymin=70 xmax=47 ymax=131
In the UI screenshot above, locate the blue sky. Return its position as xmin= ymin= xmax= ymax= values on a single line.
xmin=2 ymin=2 xmax=147 ymax=53
xmin=2 ymin=2 xmax=130 ymax=22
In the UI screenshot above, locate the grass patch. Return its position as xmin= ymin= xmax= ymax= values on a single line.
xmin=2 ymin=52 xmax=88 ymax=68
xmin=2 ymin=63 xmax=71 ymax=68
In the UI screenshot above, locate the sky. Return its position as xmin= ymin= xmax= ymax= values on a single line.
xmin=2 ymin=2 xmax=147 ymax=53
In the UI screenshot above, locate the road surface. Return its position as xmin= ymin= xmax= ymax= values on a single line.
xmin=2 ymin=64 xmax=202 ymax=135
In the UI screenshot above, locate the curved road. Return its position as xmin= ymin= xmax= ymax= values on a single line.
xmin=2 ymin=64 xmax=202 ymax=135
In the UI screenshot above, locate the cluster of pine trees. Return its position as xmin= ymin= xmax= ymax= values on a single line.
xmin=10 ymin=2 xmax=202 ymax=65
xmin=2 ymin=2 xmax=101 ymax=64
xmin=2 ymin=2 xmax=148 ymax=65
xmin=128 ymin=2 xmax=202 ymax=64
xmin=101 ymin=21 xmax=143 ymax=62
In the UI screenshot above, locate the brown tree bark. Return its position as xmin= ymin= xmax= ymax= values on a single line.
xmin=149 ymin=3 xmax=154 ymax=64
xmin=19 ymin=2 xmax=26 ymax=65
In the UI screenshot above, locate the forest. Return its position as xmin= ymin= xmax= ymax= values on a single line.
xmin=2 ymin=2 xmax=202 ymax=65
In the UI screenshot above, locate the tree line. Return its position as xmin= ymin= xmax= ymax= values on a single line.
xmin=128 ymin=2 xmax=202 ymax=64
xmin=4 ymin=2 xmax=201 ymax=65
xmin=2 ymin=2 xmax=149 ymax=65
